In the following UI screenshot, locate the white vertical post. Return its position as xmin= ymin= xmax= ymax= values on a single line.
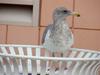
xmin=91 ymin=55 xmax=100 ymax=75
xmin=85 ymin=54 xmax=98 ymax=75
xmin=18 ymin=47 xmax=23 ymax=74
xmin=27 ymin=47 xmax=32 ymax=73
xmin=1 ymin=47 xmax=12 ymax=75
xmin=0 ymin=58 xmax=4 ymax=75
xmin=36 ymin=47 xmax=41 ymax=74
xmin=72 ymin=52 xmax=91 ymax=75
xmin=79 ymin=53 xmax=95 ymax=75
xmin=70 ymin=51 xmax=85 ymax=75
xmin=18 ymin=47 xmax=28 ymax=75
xmin=41 ymin=50 xmax=48 ymax=75
xmin=9 ymin=47 xmax=19 ymax=75
xmin=67 ymin=51 xmax=77 ymax=68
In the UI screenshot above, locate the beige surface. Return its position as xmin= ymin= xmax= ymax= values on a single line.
xmin=7 ymin=25 xmax=39 ymax=45
xmin=73 ymin=29 xmax=100 ymax=51
xmin=40 ymin=0 xmax=73 ymax=27
xmin=0 ymin=0 xmax=100 ymax=52
xmin=74 ymin=0 xmax=100 ymax=29
xmin=0 ymin=0 xmax=33 ymax=5
xmin=0 ymin=25 xmax=7 ymax=44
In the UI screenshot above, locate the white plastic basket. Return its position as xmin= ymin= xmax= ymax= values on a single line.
xmin=0 ymin=44 xmax=100 ymax=75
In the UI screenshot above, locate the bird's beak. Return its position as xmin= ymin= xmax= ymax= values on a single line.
xmin=71 ymin=12 xmax=80 ymax=17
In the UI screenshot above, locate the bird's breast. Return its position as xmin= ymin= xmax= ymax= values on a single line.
xmin=43 ymin=21 xmax=74 ymax=51
xmin=50 ymin=23 xmax=70 ymax=39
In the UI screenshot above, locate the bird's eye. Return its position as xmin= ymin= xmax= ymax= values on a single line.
xmin=63 ymin=10 xmax=68 ymax=13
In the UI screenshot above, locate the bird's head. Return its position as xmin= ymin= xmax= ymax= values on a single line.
xmin=53 ymin=7 xmax=80 ymax=21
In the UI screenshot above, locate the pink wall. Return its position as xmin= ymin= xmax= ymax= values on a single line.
xmin=0 ymin=25 xmax=7 ymax=43
xmin=40 ymin=0 xmax=100 ymax=51
xmin=0 ymin=0 xmax=100 ymax=51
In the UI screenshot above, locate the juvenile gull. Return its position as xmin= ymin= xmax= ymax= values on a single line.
xmin=42 ymin=7 xmax=80 ymax=54
xmin=42 ymin=7 xmax=80 ymax=72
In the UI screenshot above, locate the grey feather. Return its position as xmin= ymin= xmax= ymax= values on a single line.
xmin=42 ymin=24 xmax=53 ymax=44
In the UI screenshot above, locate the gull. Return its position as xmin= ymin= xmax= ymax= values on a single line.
xmin=42 ymin=7 xmax=80 ymax=55
xmin=42 ymin=7 xmax=80 ymax=73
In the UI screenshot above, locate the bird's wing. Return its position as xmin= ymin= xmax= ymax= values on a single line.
xmin=42 ymin=24 xmax=53 ymax=44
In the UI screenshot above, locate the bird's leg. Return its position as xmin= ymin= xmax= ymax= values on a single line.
xmin=51 ymin=52 xmax=55 ymax=70
xmin=52 ymin=52 xmax=60 ymax=72
xmin=45 ymin=50 xmax=50 ymax=75
xmin=52 ymin=52 xmax=55 ymax=57
xmin=58 ymin=52 xmax=63 ymax=70
xmin=61 ymin=52 xmax=63 ymax=57
xmin=62 ymin=52 xmax=68 ymax=70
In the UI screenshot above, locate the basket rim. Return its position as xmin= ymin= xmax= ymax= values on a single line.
xmin=0 ymin=44 xmax=100 ymax=54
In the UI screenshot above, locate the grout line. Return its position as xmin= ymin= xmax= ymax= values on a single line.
xmin=72 ymin=0 xmax=76 ymax=28
xmin=38 ymin=27 xmax=41 ymax=45
xmin=39 ymin=26 xmax=73 ymax=29
xmin=73 ymin=28 xmax=100 ymax=31
xmin=71 ymin=0 xmax=75 ymax=49
xmin=39 ymin=26 xmax=47 ymax=27
xmin=71 ymin=0 xmax=76 ymax=37
xmin=38 ymin=0 xmax=42 ymax=27
xmin=37 ymin=0 xmax=42 ymax=45
xmin=5 ymin=25 xmax=8 ymax=44
xmin=39 ymin=26 xmax=100 ymax=31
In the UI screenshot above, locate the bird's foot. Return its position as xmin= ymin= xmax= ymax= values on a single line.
xmin=52 ymin=52 xmax=55 ymax=57
xmin=64 ymin=67 xmax=68 ymax=70
xmin=55 ymin=67 xmax=59 ymax=71
xmin=61 ymin=53 xmax=63 ymax=57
